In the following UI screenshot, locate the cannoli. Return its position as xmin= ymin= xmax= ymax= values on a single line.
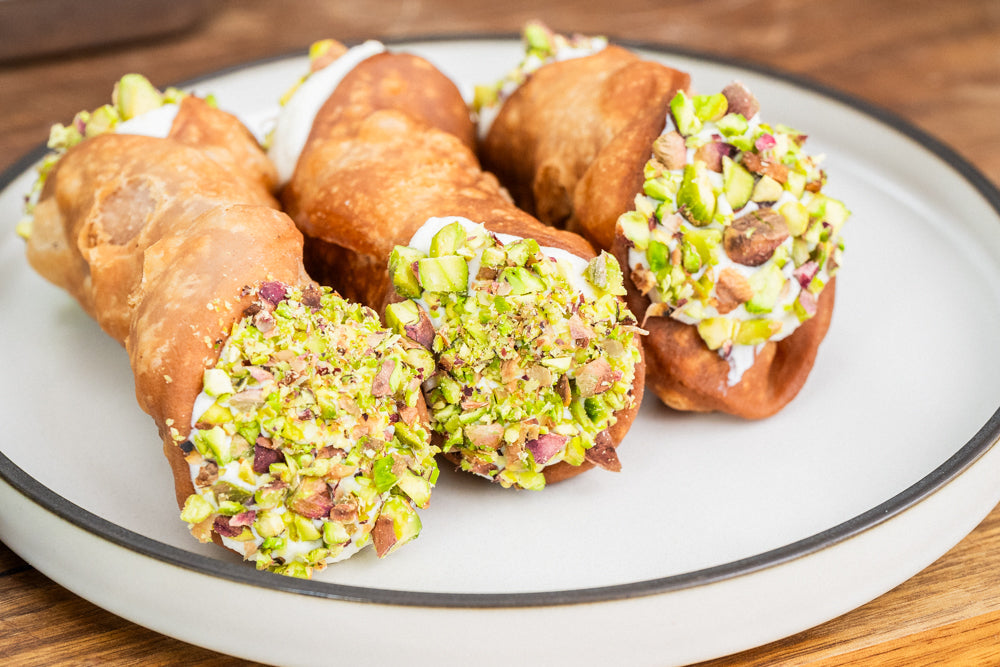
xmin=477 ymin=26 xmax=847 ymax=419
xmin=21 ymin=75 xmax=438 ymax=577
xmin=611 ymin=84 xmax=843 ymax=418
xmin=474 ymin=22 xmax=691 ymax=250
xmin=273 ymin=42 xmax=645 ymax=488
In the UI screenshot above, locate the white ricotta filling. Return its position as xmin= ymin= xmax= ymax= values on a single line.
xmin=114 ymin=102 xmax=180 ymax=138
xmin=268 ymin=40 xmax=386 ymax=185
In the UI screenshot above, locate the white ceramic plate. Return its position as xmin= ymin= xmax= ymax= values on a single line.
xmin=2 ymin=37 xmax=1000 ymax=666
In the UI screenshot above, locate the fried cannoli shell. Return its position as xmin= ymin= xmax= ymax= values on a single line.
xmin=304 ymin=51 xmax=476 ymax=156
xmin=28 ymin=118 xmax=304 ymax=510
xmin=26 ymin=96 xmax=278 ymax=342
xmin=287 ymin=106 xmax=592 ymax=308
xmin=613 ymin=236 xmax=835 ymax=420
xmin=281 ymin=54 xmax=643 ymax=485
xmin=479 ymin=45 xmax=690 ymax=249
xmin=128 ymin=204 xmax=307 ymax=508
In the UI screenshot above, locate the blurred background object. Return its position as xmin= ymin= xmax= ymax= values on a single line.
xmin=0 ymin=0 xmax=218 ymax=61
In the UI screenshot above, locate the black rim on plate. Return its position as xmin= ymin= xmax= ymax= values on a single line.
xmin=3 ymin=34 xmax=1000 ymax=609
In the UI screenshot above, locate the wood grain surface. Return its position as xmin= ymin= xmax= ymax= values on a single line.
xmin=2 ymin=0 xmax=999 ymax=664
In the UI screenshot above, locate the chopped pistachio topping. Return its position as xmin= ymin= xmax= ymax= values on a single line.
xmin=19 ymin=74 xmax=198 ymax=238
xmin=389 ymin=217 xmax=641 ymax=490
xmin=180 ymin=282 xmax=439 ymax=578
xmin=472 ymin=22 xmax=607 ymax=137
xmin=619 ymin=83 xmax=849 ymax=384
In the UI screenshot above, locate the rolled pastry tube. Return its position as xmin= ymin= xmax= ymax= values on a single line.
xmin=275 ymin=42 xmax=645 ymax=489
xmin=478 ymin=26 xmax=846 ymax=418
xmin=22 ymin=76 xmax=439 ymax=577
xmin=475 ymin=22 xmax=691 ymax=250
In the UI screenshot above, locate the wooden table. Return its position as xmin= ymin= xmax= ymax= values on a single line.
xmin=2 ymin=1 xmax=999 ymax=664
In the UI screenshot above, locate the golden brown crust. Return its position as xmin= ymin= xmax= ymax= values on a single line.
xmin=305 ymin=52 xmax=476 ymax=155
xmin=479 ymin=45 xmax=690 ymax=249
xmin=282 ymin=51 xmax=643 ymax=485
xmin=26 ymin=102 xmax=305 ymax=510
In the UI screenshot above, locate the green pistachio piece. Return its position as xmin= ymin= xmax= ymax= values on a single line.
xmin=323 ymin=520 xmax=351 ymax=545
xmin=255 ymin=510 xmax=286 ymax=538
xmin=202 ymin=367 xmax=234 ymax=397
xmin=779 ymin=200 xmax=810 ymax=237
xmin=389 ymin=245 xmax=426 ymax=298
xmin=417 ymin=256 xmax=468 ymax=293
xmin=751 ymin=175 xmax=784 ymax=203
xmin=584 ymin=252 xmax=626 ymax=296
xmin=643 ymin=177 xmax=673 ymax=201
xmin=473 ymin=83 xmax=500 ymax=110
xmin=505 ymin=239 xmax=540 ymax=267
xmin=380 ymin=496 xmax=422 ymax=553
xmin=541 ymin=356 xmax=573 ymax=373
xmin=722 ymin=155 xmax=754 ymax=211
xmin=670 ymin=90 xmax=702 ymax=136
xmin=501 ymin=469 xmax=546 ymax=490
xmin=396 ymin=470 xmax=433 ymax=508
xmin=745 ymin=263 xmax=785 ymax=314
xmin=47 ymin=122 xmax=83 ymax=152
xmin=677 ymin=163 xmax=717 ymax=226
xmin=193 ymin=426 xmax=230 ymax=465
xmin=802 ymin=217 xmax=823 ymax=245
xmin=785 ymin=170 xmax=807 ymax=198
xmin=692 ymin=93 xmax=728 ymax=122
xmin=84 ymin=105 xmax=119 ymax=137
xmin=479 ymin=245 xmax=506 ymax=269
xmin=394 ymin=420 xmax=426 ymax=451
xmin=684 ymin=228 xmax=723 ymax=267
xmin=384 ymin=299 xmax=420 ymax=334
xmin=500 ymin=266 xmax=546 ymax=295
xmin=584 ymin=396 xmax=611 ymax=424
xmin=524 ymin=21 xmax=553 ymax=54
xmin=429 ymin=221 xmax=467 ymax=257
xmin=618 ymin=210 xmax=651 ymax=250
xmin=791 ymin=237 xmax=811 ymax=267
xmin=716 ymin=112 xmax=749 ymax=137
xmin=114 ymin=74 xmax=164 ymax=121
xmin=373 ymin=455 xmax=398 ymax=493
xmin=681 ymin=238 xmax=702 ymax=273
xmin=292 ymin=513 xmax=322 ymax=542
xmin=647 ymin=239 xmax=670 ymax=272
xmin=180 ymin=494 xmax=213 ymax=524
xmin=696 ymin=317 xmax=734 ymax=350
xmin=821 ymin=196 xmax=850 ymax=234
xmin=197 ymin=402 xmax=232 ymax=426
xmin=404 ymin=347 xmax=435 ymax=379
xmin=734 ymin=318 xmax=782 ymax=345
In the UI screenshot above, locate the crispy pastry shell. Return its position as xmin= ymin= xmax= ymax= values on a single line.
xmin=479 ymin=45 xmax=691 ymax=250
xmin=281 ymin=51 xmax=644 ymax=484
xmin=26 ymin=98 xmax=306 ymax=510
